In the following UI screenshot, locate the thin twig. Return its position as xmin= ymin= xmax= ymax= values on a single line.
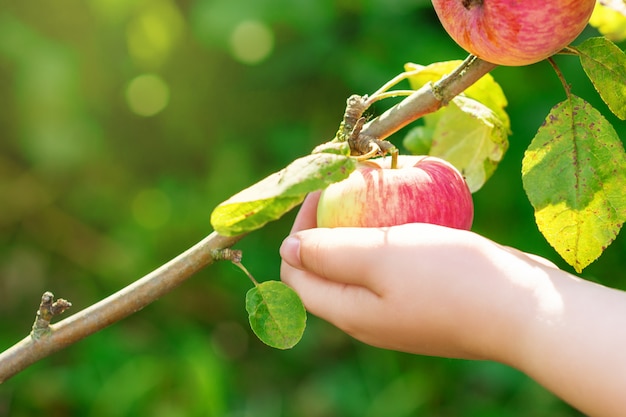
xmin=0 ymin=231 xmax=244 ymax=383
xmin=367 ymin=69 xmax=422 ymax=104
xmin=548 ymin=57 xmax=572 ymax=98
xmin=368 ymin=90 xmax=415 ymax=102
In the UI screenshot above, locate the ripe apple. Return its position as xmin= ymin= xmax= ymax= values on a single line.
xmin=431 ymin=0 xmax=596 ymax=66
xmin=316 ymin=155 xmax=473 ymax=230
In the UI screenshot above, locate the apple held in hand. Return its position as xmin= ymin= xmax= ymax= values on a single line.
xmin=317 ymin=155 xmax=473 ymax=230
xmin=431 ymin=0 xmax=596 ymax=66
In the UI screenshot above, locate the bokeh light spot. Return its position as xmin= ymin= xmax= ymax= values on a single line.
xmin=132 ymin=188 xmax=172 ymax=229
xmin=125 ymin=0 xmax=184 ymax=67
xmin=229 ymin=20 xmax=274 ymax=65
xmin=125 ymin=73 xmax=170 ymax=117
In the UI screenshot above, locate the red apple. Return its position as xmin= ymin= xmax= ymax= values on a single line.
xmin=316 ymin=155 xmax=473 ymax=230
xmin=431 ymin=0 xmax=596 ymax=66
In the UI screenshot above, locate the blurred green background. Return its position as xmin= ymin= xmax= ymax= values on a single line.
xmin=1 ymin=0 xmax=624 ymax=415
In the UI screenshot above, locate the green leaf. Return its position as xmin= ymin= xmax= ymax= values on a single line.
xmin=588 ymin=1 xmax=626 ymax=42
xmin=311 ymin=139 xmax=351 ymax=155
xmin=403 ymin=125 xmax=437 ymax=156
xmin=404 ymin=106 xmax=444 ymax=156
xmin=575 ymin=37 xmax=626 ymax=120
xmin=211 ymin=153 xmax=356 ymax=236
xmin=522 ymin=95 xmax=626 ymax=272
xmin=429 ymin=96 xmax=508 ymax=193
xmin=246 ymin=281 xmax=306 ymax=349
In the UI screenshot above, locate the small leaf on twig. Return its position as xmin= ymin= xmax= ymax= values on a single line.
xmin=575 ymin=37 xmax=626 ymax=120
xmin=522 ymin=95 xmax=626 ymax=272
xmin=211 ymin=153 xmax=356 ymax=236
xmin=246 ymin=281 xmax=306 ymax=349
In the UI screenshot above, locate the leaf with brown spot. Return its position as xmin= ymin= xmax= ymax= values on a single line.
xmin=211 ymin=153 xmax=356 ymax=236
xmin=522 ymin=95 xmax=626 ymax=272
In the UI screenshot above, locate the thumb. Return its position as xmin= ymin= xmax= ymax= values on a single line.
xmin=280 ymin=227 xmax=392 ymax=290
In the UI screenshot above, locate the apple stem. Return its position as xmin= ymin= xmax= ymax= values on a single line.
xmin=548 ymin=57 xmax=572 ymax=98
xmin=391 ymin=148 xmax=399 ymax=169
xmin=462 ymin=0 xmax=482 ymax=9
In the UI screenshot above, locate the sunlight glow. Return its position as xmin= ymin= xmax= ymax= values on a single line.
xmin=125 ymin=73 xmax=170 ymax=117
xmin=229 ymin=20 xmax=274 ymax=65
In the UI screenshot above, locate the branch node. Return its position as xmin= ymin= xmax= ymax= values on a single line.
xmin=337 ymin=95 xmax=370 ymax=143
xmin=31 ymin=292 xmax=72 ymax=340
xmin=430 ymin=81 xmax=446 ymax=104
xmin=212 ymin=248 xmax=243 ymax=264
xmin=336 ymin=94 xmax=397 ymax=160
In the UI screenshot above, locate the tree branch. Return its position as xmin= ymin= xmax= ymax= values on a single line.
xmin=0 ymin=231 xmax=244 ymax=383
xmin=0 ymin=55 xmax=497 ymax=384
xmin=361 ymin=55 xmax=497 ymax=141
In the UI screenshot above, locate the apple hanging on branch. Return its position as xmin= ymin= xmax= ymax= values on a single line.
xmin=317 ymin=155 xmax=474 ymax=230
xmin=431 ymin=0 xmax=596 ymax=66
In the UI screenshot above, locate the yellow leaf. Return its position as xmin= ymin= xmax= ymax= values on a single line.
xmin=589 ymin=0 xmax=626 ymax=42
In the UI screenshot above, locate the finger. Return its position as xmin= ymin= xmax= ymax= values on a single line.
xmin=281 ymin=226 xmax=394 ymax=292
xmin=281 ymin=223 xmax=482 ymax=293
xmin=290 ymin=191 xmax=321 ymax=233
xmin=525 ymin=253 xmax=559 ymax=269
xmin=280 ymin=259 xmax=380 ymax=331
xmin=500 ymin=245 xmax=560 ymax=269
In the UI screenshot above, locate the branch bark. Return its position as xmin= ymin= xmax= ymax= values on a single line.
xmin=0 ymin=231 xmax=244 ymax=383
xmin=361 ymin=55 xmax=497 ymax=140
xmin=0 ymin=55 xmax=497 ymax=384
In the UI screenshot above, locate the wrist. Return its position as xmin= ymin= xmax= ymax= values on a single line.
xmin=455 ymin=247 xmax=560 ymax=366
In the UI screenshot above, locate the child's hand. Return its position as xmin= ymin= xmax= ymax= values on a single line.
xmin=280 ymin=192 xmax=626 ymax=417
xmin=280 ymin=192 xmax=551 ymax=361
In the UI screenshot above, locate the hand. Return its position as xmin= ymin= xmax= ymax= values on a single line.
xmin=280 ymin=192 xmax=626 ymax=417
xmin=280 ymin=192 xmax=554 ymax=362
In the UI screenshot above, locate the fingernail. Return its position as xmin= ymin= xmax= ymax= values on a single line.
xmin=280 ymin=236 xmax=302 ymax=268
